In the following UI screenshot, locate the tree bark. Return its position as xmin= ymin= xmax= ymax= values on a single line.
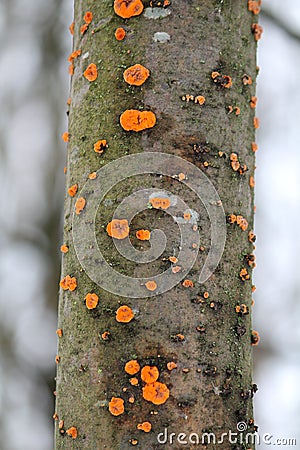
xmin=55 ymin=0 xmax=258 ymax=449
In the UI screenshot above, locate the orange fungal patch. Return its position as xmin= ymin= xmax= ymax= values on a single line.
xmin=84 ymin=11 xmax=93 ymax=24
xmin=75 ymin=197 xmax=86 ymax=215
xmin=253 ymin=117 xmax=260 ymax=129
xmin=68 ymin=183 xmax=78 ymax=197
xmin=116 ymin=305 xmax=134 ymax=323
xmin=120 ymin=110 xmax=156 ymax=132
xmin=85 ymin=292 xmax=99 ymax=309
xmin=83 ymin=63 xmax=98 ymax=82
xmin=182 ymin=279 xmax=194 ymax=288
xmin=125 ymin=360 xmax=140 ymax=375
xmin=114 ymin=0 xmax=144 ymax=19
xmin=252 ymin=142 xmax=258 ymax=152
xmin=94 ymin=139 xmax=107 ymax=154
xmin=136 ymin=229 xmax=150 ymax=240
xmin=137 ymin=422 xmax=152 ymax=432
xmin=109 ymin=397 xmax=125 ymax=416
xmin=167 ymin=361 xmax=177 ymax=371
xmin=62 ymin=132 xmax=69 ymax=142
xmin=123 ymin=64 xmax=150 ymax=86
xmin=248 ymin=0 xmax=261 ymax=14
xmin=60 ymin=244 xmax=69 ymax=254
xmin=145 ymin=280 xmax=157 ymax=292
xmin=66 ymin=427 xmax=78 ymax=439
xmin=60 ymin=275 xmax=77 ymax=291
xmin=250 ymin=96 xmax=257 ymax=109
xmin=56 ymin=329 xmax=63 ymax=337
xmin=251 ymin=330 xmax=260 ymax=346
xmin=106 ymin=219 xmax=129 ymax=239
xmin=115 ymin=27 xmax=126 ymax=41
xmin=142 ymin=381 xmax=169 ymax=405
xmin=141 ymin=366 xmax=159 ymax=384
xmin=130 ymin=377 xmax=139 ymax=386
xmin=150 ymin=197 xmax=170 ymax=210
xmin=252 ymin=23 xmax=263 ymax=41
xmin=88 ymin=171 xmax=97 ymax=180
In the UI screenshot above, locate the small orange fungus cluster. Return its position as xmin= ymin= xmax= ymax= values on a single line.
xmin=248 ymin=0 xmax=261 ymax=14
xmin=85 ymin=292 xmax=99 ymax=309
xmin=68 ymin=183 xmax=78 ymax=197
xmin=109 ymin=397 xmax=125 ymax=416
xmin=56 ymin=328 xmax=63 ymax=337
xmin=252 ymin=142 xmax=258 ymax=152
xmin=239 ymin=267 xmax=250 ymax=281
xmin=141 ymin=366 xmax=159 ymax=384
xmin=116 ymin=305 xmax=134 ymax=323
xmin=248 ymin=230 xmax=256 ymax=243
xmin=62 ymin=132 xmax=69 ymax=142
xmin=235 ymin=304 xmax=249 ymax=315
xmin=120 ymin=110 xmax=156 ymax=132
xmin=230 ymin=153 xmax=247 ymax=174
xmin=88 ymin=171 xmax=97 ymax=180
xmin=167 ymin=361 xmax=177 ymax=371
xmin=228 ymin=105 xmax=240 ymax=116
xmin=123 ymin=64 xmax=150 ymax=86
xmin=137 ymin=422 xmax=152 ymax=432
xmin=136 ymin=229 xmax=150 ymax=240
xmin=149 ymin=197 xmax=170 ymax=209
xmin=66 ymin=426 xmax=78 ymax=439
xmin=145 ymin=280 xmax=157 ymax=291
xmin=94 ymin=139 xmax=107 ymax=154
xmin=182 ymin=279 xmax=194 ymax=288
xmin=228 ymin=214 xmax=248 ymax=231
xmin=242 ymin=74 xmax=252 ymax=85
xmin=181 ymin=94 xmax=206 ymax=105
xmin=125 ymin=360 xmax=140 ymax=375
xmin=115 ymin=27 xmax=126 ymax=41
xmin=251 ymin=330 xmax=260 ymax=346
xmin=114 ymin=0 xmax=144 ymax=19
xmin=60 ymin=275 xmax=77 ymax=291
xmin=252 ymin=23 xmax=263 ymax=41
xmin=60 ymin=244 xmax=69 ymax=253
xmin=80 ymin=11 xmax=93 ymax=34
xmin=84 ymin=63 xmax=98 ymax=82
xmin=211 ymin=71 xmax=232 ymax=88
xmin=250 ymin=96 xmax=257 ymax=109
xmin=75 ymin=197 xmax=86 ymax=215
xmin=106 ymin=219 xmax=129 ymax=239
xmin=253 ymin=117 xmax=260 ymax=129
xmin=142 ymin=381 xmax=169 ymax=405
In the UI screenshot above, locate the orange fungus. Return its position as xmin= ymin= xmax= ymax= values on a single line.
xmin=68 ymin=183 xmax=78 ymax=197
xmin=75 ymin=197 xmax=86 ymax=215
xmin=115 ymin=27 xmax=126 ymax=41
xmin=123 ymin=64 xmax=150 ymax=86
xmin=85 ymin=292 xmax=99 ymax=309
xmin=109 ymin=397 xmax=124 ymax=416
xmin=116 ymin=305 xmax=134 ymax=323
xmin=94 ymin=140 xmax=107 ymax=154
xmin=66 ymin=427 xmax=78 ymax=439
xmin=137 ymin=422 xmax=152 ymax=432
xmin=125 ymin=360 xmax=140 ymax=375
xmin=83 ymin=63 xmax=98 ymax=82
xmin=120 ymin=110 xmax=156 ymax=132
xmin=62 ymin=132 xmax=69 ymax=142
xmin=106 ymin=219 xmax=129 ymax=239
xmin=150 ymin=197 xmax=170 ymax=210
xmin=114 ymin=0 xmax=144 ymax=19
xmin=60 ymin=275 xmax=77 ymax=291
xmin=145 ymin=280 xmax=157 ymax=292
xmin=60 ymin=244 xmax=69 ymax=253
xmin=141 ymin=365 xmax=159 ymax=384
xmin=142 ymin=382 xmax=169 ymax=405
xmin=136 ymin=229 xmax=150 ymax=240
xmin=84 ymin=11 xmax=93 ymax=24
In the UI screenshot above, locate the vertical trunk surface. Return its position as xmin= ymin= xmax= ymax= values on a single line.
xmin=55 ymin=0 xmax=258 ymax=449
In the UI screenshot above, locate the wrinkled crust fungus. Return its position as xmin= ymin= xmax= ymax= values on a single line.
xmin=109 ymin=397 xmax=125 ymax=416
xmin=137 ymin=421 xmax=152 ymax=432
xmin=68 ymin=183 xmax=78 ymax=197
xmin=136 ymin=229 xmax=151 ymax=240
xmin=114 ymin=0 xmax=144 ymax=19
xmin=141 ymin=365 xmax=159 ymax=384
xmin=115 ymin=27 xmax=126 ymax=40
xmin=66 ymin=426 xmax=78 ymax=439
xmin=85 ymin=292 xmax=99 ymax=309
xmin=75 ymin=197 xmax=86 ymax=215
xmin=142 ymin=382 xmax=169 ymax=405
xmin=123 ymin=64 xmax=150 ymax=86
xmin=125 ymin=360 xmax=141 ymax=375
xmin=116 ymin=305 xmax=134 ymax=323
xmin=106 ymin=219 xmax=129 ymax=239
xmin=94 ymin=139 xmax=107 ymax=154
xmin=149 ymin=197 xmax=170 ymax=209
xmin=145 ymin=280 xmax=157 ymax=291
xmin=60 ymin=275 xmax=77 ymax=291
xmin=83 ymin=63 xmax=98 ymax=82
xmin=120 ymin=110 xmax=156 ymax=132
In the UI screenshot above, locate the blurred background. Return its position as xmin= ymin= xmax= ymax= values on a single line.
xmin=0 ymin=0 xmax=299 ymax=448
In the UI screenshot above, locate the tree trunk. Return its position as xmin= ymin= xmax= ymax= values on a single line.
xmin=55 ymin=0 xmax=258 ymax=448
